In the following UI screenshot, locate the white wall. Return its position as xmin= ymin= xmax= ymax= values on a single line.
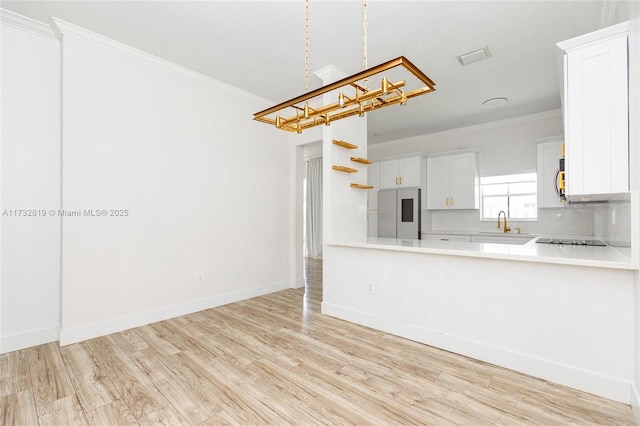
xmin=369 ymin=110 xmax=564 ymax=176
xmin=625 ymin=0 xmax=640 ymax=421
xmin=53 ymin=19 xmax=298 ymax=344
xmin=0 ymin=12 xmax=61 ymax=353
xmin=303 ymin=141 xmax=322 ymax=161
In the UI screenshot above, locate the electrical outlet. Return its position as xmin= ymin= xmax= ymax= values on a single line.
xmin=367 ymin=282 xmax=375 ymax=294
xmin=197 ymin=272 xmax=205 ymax=285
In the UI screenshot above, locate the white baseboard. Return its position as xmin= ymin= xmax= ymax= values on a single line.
xmin=60 ymin=279 xmax=291 ymax=346
xmin=632 ymin=384 xmax=640 ymax=425
xmin=290 ymin=278 xmax=306 ymax=289
xmin=0 ymin=326 xmax=59 ymax=354
xmin=322 ymin=302 xmax=632 ymax=404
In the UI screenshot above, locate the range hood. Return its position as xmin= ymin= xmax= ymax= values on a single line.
xmin=566 ymin=192 xmax=630 ymax=204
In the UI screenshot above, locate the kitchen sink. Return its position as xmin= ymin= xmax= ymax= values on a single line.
xmin=471 ymin=235 xmax=534 ymax=245
xmin=479 ymin=231 xmax=531 ymax=236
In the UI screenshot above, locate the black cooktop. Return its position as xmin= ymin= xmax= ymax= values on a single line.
xmin=536 ymin=238 xmax=606 ymax=246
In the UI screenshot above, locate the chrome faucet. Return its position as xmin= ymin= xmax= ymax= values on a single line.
xmin=497 ymin=211 xmax=511 ymax=233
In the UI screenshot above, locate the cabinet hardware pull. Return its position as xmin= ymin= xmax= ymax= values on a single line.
xmin=445 ymin=197 xmax=449 ymax=206
xmin=450 ymin=197 xmax=453 ymax=205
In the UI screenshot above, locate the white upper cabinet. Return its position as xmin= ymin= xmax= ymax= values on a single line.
xmin=379 ymin=156 xmax=423 ymax=189
xmin=426 ymin=156 xmax=450 ymax=209
xmin=449 ymin=153 xmax=478 ymax=209
xmin=558 ymin=22 xmax=629 ymax=200
xmin=536 ymin=139 xmax=565 ymax=208
xmin=427 ymin=152 xmax=478 ymax=210
xmin=379 ymin=160 xmax=399 ymax=189
xmin=397 ymin=157 xmax=422 ymax=188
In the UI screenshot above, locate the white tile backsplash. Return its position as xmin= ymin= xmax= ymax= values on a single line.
xmin=427 ymin=201 xmax=631 ymax=246
xmin=593 ymin=201 xmax=632 ymax=246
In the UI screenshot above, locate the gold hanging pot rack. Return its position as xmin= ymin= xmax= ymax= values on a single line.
xmin=253 ymin=56 xmax=436 ymax=134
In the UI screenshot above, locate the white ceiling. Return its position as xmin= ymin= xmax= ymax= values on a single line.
xmin=1 ymin=0 xmax=628 ymax=143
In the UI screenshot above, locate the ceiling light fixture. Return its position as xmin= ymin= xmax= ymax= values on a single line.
xmin=482 ymin=97 xmax=508 ymax=108
xmin=253 ymin=0 xmax=436 ymax=134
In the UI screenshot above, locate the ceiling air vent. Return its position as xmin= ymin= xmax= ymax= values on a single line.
xmin=457 ymin=47 xmax=491 ymax=66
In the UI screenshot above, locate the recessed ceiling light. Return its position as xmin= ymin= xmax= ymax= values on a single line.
xmin=457 ymin=47 xmax=491 ymax=66
xmin=482 ymin=97 xmax=508 ymax=108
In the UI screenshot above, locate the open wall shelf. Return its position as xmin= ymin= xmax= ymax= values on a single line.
xmin=332 ymin=165 xmax=358 ymax=173
xmin=333 ymin=139 xmax=358 ymax=149
xmin=350 ymin=183 xmax=374 ymax=189
xmin=331 ymin=139 xmax=374 ymax=189
xmin=351 ymin=157 xmax=373 ymax=165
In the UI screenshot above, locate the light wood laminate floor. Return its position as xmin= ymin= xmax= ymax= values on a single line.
xmin=1 ymin=258 xmax=635 ymax=425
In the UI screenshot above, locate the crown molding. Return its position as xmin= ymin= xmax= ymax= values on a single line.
xmin=557 ymin=21 xmax=629 ymax=52
xmin=0 ymin=8 xmax=57 ymax=41
xmin=370 ymin=109 xmax=563 ymax=151
xmin=50 ymin=17 xmax=274 ymax=106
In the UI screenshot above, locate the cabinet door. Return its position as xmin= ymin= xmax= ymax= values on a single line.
xmin=537 ymin=141 xmax=564 ymax=208
xmin=379 ymin=160 xmax=399 ymax=189
xmin=426 ymin=156 xmax=450 ymax=210
xmin=398 ymin=157 xmax=421 ymax=187
xmin=367 ymin=163 xmax=380 ymax=210
xmin=449 ymin=153 xmax=478 ymax=210
xmin=565 ymin=33 xmax=628 ymax=196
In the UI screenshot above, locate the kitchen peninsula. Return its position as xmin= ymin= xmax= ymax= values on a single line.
xmin=322 ymin=234 xmax=637 ymax=405
xmin=334 ymin=233 xmax=635 ymax=269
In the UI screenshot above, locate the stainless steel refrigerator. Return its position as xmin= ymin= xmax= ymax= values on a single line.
xmin=377 ymin=188 xmax=421 ymax=239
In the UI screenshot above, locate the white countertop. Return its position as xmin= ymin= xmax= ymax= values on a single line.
xmin=328 ymin=236 xmax=636 ymax=270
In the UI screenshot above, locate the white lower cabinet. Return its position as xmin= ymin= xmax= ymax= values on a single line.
xmin=427 ymin=152 xmax=478 ymax=210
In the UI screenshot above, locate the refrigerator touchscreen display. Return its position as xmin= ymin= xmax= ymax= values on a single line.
xmin=401 ymin=198 xmax=414 ymax=222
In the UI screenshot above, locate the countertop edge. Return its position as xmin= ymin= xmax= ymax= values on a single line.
xmin=327 ymin=239 xmax=638 ymax=271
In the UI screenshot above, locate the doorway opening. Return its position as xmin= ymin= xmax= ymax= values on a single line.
xmin=302 ymin=142 xmax=323 ymax=260
xmin=300 ymin=141 xmax=323 ymax=304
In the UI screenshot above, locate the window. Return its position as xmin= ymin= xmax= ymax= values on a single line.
xmin=481 ymin=173 xmax=537 ymax=220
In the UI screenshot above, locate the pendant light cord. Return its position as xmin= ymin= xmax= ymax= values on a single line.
xmin=305 ymin=0 xmax=310 ymax=92
xmin=362 ymin=0 xmax=368 ymax=70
